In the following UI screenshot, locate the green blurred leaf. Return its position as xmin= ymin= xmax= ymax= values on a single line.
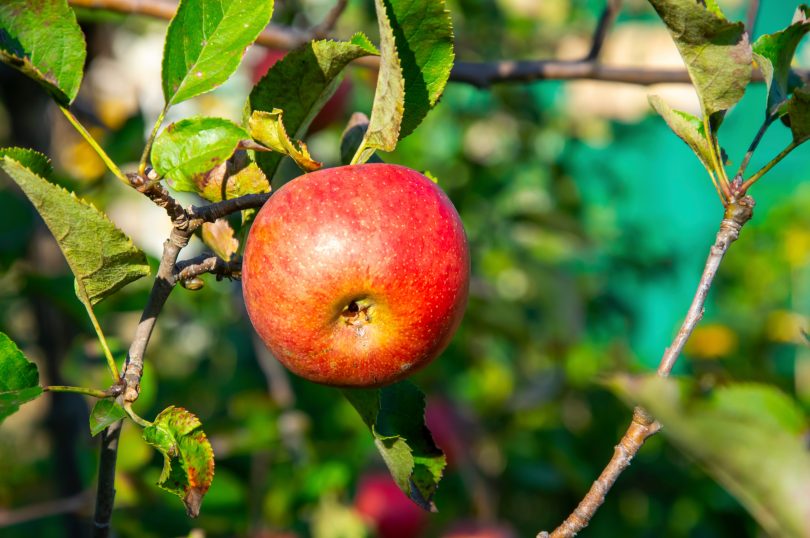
xmin=248 ymin=109 xmax=322 ymax=172
xmin=786 ymin=85 xmax=810 ymax=142
xmin=248 ymin=36 xmax=376 ymax=178
xmin=89 ymin=399 xmax=127 ymax=436
xmin=648 ymin=0 xmax=751 ymax=121
xmin=0 ymin=332 xmax=42 ymax=425
xmin=162 ymin=0 xmax=274 ymax=106
xmin=343 ymin=381 xmax=445 ymax=512
xmin=648 ymin=95 xmax=713 ymax=171
xmin=152 ymin=117 xmax=249 ymax=193
xmin=0 ymin=0 xmax=86 ymax=105
xmin=0 ymin=151 xmax=150 ymax=305
xmin=610 ymin=375 xmax=810 ymax=538
xmin=752 ymin=6 xmax=810 ymax=117
xmin=143 ymin=406 xmax=215 ymax=518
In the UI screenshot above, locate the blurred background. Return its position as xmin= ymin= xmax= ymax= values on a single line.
xmin=1 ymin=0 xmax=809 ymax=536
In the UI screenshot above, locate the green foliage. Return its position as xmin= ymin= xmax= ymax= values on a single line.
xmin=142 ymin=406 xmax=215 ymax=518
xmin=151 ymin=117 xmax=251 ymax=194
xmin=162 ymin=0 xmax=274 ymax=106
xmin=0 ymin=0 xmax=86 ymax=105
xmin=0 ymin=151 xmax=149 ymax=305
xmin=787 ymin=86 xmax=810 ymax=142
xmin=343 ymin=381 xmax=445 ymax=512
xmin=0 ymin=332 xmax=42 ymax=425
xmin=648 ymin=95 xmax=713 ymax=172
xmin=89 ymin=399 xmax=128 ymax=436
xmin=611 ymin=376 xmax=810 ymax=538
xmin=752 ymin=6 xmax=810 ymax=118
xmin=647 ymin=0 xmax=751 ymax=123
xmin=248 ymin=36 xmax=377 ymax=178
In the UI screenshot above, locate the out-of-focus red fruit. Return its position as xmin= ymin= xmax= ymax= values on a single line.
xmin=425 ymin=397 xmax=466 ymax=467
xmin=440 ymin=521 xmax=517 ymax=538
xmin=354 ymin=473 xmax=428 ymax=538
xmin=251 ymin=48 xmax=352 ymax=134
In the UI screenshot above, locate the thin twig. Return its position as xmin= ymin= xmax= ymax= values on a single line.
xmin=586 ymin=0 xmax=622 ymax=61
xmin=746 ymin=0 xmax=761 ymax=37
xmin=175 ymin=254 xmax=242 ymax=282
xmin=93 ymin=420 xmax=121 ymax=538
xmin=734 ymin=115 xmax=775 ymax=181
xmin=311 ymin=0 xmax=349 ymax=39
xmin=539 ymin=198 xmax=755 ymax=537
xmin=740 ymin=137 xmax=806 ymax=193
xmin=188 ymin=193 xmax=271 ymax=226
xmin=0 ymin=490 xmax=93 ymax=527
xmin=44 ymin=385 xmax=112 ymax=398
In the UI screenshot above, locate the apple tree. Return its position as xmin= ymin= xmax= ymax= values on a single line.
xmin=0 ymin=0 xmax=808 ymax=537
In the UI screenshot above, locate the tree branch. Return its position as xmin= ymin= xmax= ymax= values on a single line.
xmin=586 ymin=0 xmax=622 ymax=61
xmin=0 ymin=490 xmax=92 ymax=528
xmin=311 ymin=0 xmax=349 ymax=39
xmin=175 ymin=254 xmax=242 ymax=282
xmin=68 ymin=0 xmax=797 ymax=88
xmin=538 ymin=197 xmax=755 ymax=537
xmin=188 ymin=193 xmax=271 ymax=227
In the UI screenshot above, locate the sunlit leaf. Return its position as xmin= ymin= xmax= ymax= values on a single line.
xmin=162 ymin=0 xmax=274 ymax=106
xmin=0 ymin=0 xmax=86 ymax=105
xmin=611 ymin=375 xmax=810 ymax=538
xmin=143 ymin=406 xmax=215 ymax=517
xmin=201 ymin=219 xmax=239 ymax=261
xmin=89 ymin=399 xmax=127 ymax=436
xmin=343 ymin=381 xmax=445 ymax=512
xmin=648 ymin=0 xmax=751 ymax=122
xmin=0 ymin=332 xmax=42 ymax=425
xmin=248 ymin=109 xmax=322 ymax=172
xmin=248 ymin=36 xmax=377 ymax=178
xmin=0 ymin=150 xmax=150 ymax=305
xmin=752 ymin=6 xmax=810 ymax=117
xmin=151 ymin=117 xmax=250 ymax=193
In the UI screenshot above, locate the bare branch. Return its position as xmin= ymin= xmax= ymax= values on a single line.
xmin=311 ymin=0 xmax=349 ymax=39
xmin=176 ymin=254 xmax=242 ymax=282
xmin=539 ymin=198 xmax=755 ymax=537
xmin=586 ymin=0 xmax=622 ymax=61
xmin=188 ymin=193 xmax=272 ymax=228
xmin=538 ymin=408 xmax=661 ymax=538
xmin=93 ymin=420 xmax=121 ymax=538
xmin=128 ymin=173 xmax=188 ymax=228
xmin=0 ymin=490 xmax=92 ymax=528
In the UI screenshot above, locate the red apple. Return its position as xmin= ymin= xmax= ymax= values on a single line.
xmin=354 ymin=473 xmax=428 ymax=538
xmin=441 ymin=521 xmax=517 ymax=538
xmin=242 ymin=164 xmax=469 ymax=387
xmin=251 ymin=48 xmax=352 ymax=133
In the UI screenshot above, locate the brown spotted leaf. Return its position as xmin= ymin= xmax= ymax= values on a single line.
xmin=142 ymin=406 xmax=215 ymax=517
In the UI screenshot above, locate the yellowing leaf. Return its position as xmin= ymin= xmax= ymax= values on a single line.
xmin=248 ymin=110 xmax=322 ymax=172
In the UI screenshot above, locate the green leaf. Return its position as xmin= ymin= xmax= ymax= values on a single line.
xmin=0 ymin=0 xmax=86 ymax=105
xmin=143 ymin=406 xmax=215 ymax=517
xmin=610 ymin=375 xmax=810 ymax=538
xmin=0 ymin=151 xmax=150 ymax=305
xmin=648 ymin=0 xmax=751 ymax=120
xmin=752 ymin=6 xmax=810 ymax=117
xmin=353 ymin=0 xmax=454 ymax=163
xmin=343 ymin=381 xmax=446 ymax=512
xmin=648 ymin=95 xmax=714 ymax=171
xmin=151 ymin=117 xmax=250 ymax=194
xmin=162 ymin=0 xmax=274 ymax=106
xmin=248 ymin=110 xmax=322 ymax=172
xmin=247 ymin=36 xmax=377 ymax=179
xmin=89 ymin=399 xmax=127 ymax=436
xmin=787 ymin=85 xmax=810 ymax=142
xmin=0 ymin=332 xmax=42 ymax=425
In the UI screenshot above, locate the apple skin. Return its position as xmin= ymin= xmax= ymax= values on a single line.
xmin=354 ymin=473 xmax=429 ymax=538
xmin=251 ymin=49 xmax=352 ymax=133
xmin=242 ymin=163 xmax=470 ymax=387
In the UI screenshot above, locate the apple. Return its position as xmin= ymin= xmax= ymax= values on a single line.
xmin=354 ymin=472 xmax=428 ymax=538
xmin=440 ymin=521 xmax=517 ymax=538
xmin=251 ymin=48 xmax=352 ymax=133
xmin=242 ymin=163 xmax=470 ymax=387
